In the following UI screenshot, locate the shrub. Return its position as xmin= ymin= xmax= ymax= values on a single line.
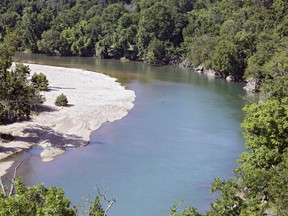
xmin=31 ymin=72 xmax=49 ymax=91
xmin=55 ymin=93 xmax=68 ymax=106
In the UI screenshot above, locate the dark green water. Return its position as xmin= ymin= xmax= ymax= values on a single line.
xmin=14 ymin=53 xmax=246 ymax=215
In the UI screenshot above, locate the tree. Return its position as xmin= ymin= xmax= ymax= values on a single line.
xmin=37 ymin=29 xmax=62 ymax=55
xmin=0 ymin=174 xmax=116 ymax=216
xmin=19 ymin=7 xmax=53 ymax=52
xmin=89 ymin=196 xmax=105 ymax=216
xmin=211 ymin=39 xmax=238 ymax=77
xmin=55 ymin=93 xmax=68 ymax=107
xmin=0 ymin=36 xmax=31 ymax=122
xmin=0 ymin=11 xmax=20 ymax=40
xmin=0 ymin=63 xmax=38 ymax=122
xmin=0 ymin=178 xmax=76 ymax=216
xmin=0 ymin=31 xmax=18 ymax=71
xmin=144 ymin=38 xmax=166 ymax=65
xmin=112 ymin=13 xmax=139 ymax=60
xmin=236 ymin=98 xmax=288 ymax=213
xmin=136 ymin=2 xmax=175 ymax=58
xmin=0 ymin=33 xmax=45 ymax=123
xmin=31 ymin=72 xmax=49 ymax=91
xmin=260 ymin=49 xmax=288 ymax=101
xmin=170 ymin=200 xmax=202 ymax=216
xmin=70 ymin=20 xmax=95 ymax=56
xmin=245 ymin=33 xmax=280 ymax=80
xmin=95 ymin=3 xmax=127 ymax=58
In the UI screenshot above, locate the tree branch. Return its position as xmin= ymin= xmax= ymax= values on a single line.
xmin=0 ymin=177 xmax=6 ymax=196
xmin=96 ymin=186 xmax=116 ymax=216
xmin=9 ymin=162 xmax=21 ymax=196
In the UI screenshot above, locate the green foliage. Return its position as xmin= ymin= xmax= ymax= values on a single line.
xmin=0 ymin=0 xmax=287 ymax=75
xmin=0 ymin=33 xmax=45 ymax=122
xmin=19 ymin=7 xmax=53 ymax=52
xmin=0 ymin=178 xmax=76 ymax=216
xmin=0 ymin=31 xmax=18 ymax=70
xmin=170 ymin=200 xmax=202 ymax=216
xmin=241 ymin=99 xmax=288 ymax=154
xmin=70 ymin=20 xmax=95 ymax=56
xmin=259 ymin=49 xmax=288 ymax=101
xmin=144 ymin=39 xmax=167 ymax=65
xmin=31 ymin=72 xmax=49 ymax=91
xmin=95 ymin=3 xmax=128 ymax=58
xmin=0 ymin=63 xmax=34 ymax=122
xmin=136 ymin=2 xmax=175 ymax=57
xmin=0 ymin=11 xmax=20 ymax=40
xmin=55 ymin=93 xmax=68 ymax=107
xmin=211 ymin=39 xmax=238 ymax=77
xmin=0 ymin=33 xmax=48 ymax=123
xmin=183 ymin=34 xmax=216 ymax=67
xmin=0 ymin=176 xmax=114 ymax=216
xmin=182 ymin=0 xmax=287 ymax=79
xmin=235 ymin=98 xmax=288 ymax=214
xmin=89 ymin=196 xmax=105 ymax=216
xmin=37 ymin=29 xmax=62 ymax=55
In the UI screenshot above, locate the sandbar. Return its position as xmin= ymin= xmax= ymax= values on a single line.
xmin=0 ymin=63 xmax=135 ymax=177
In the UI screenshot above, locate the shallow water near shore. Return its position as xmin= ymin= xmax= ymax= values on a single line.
xmin=13 ymin=53 xmax=246 ymax=215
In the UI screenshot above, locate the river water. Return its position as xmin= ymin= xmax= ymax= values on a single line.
xmin=13 ymin=54 xmax=246 ymax=215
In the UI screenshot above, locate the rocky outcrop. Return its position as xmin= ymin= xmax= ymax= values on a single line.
xmin=179 ymin=59 xmax=193 ymax=68
xmin=195 ymin=65 xmax=204 ymax=73
xmin=226 ymin=75 xmax=233 ymax=82
xmin=243 ymin=78 xmax=260 ymax=92
xmin=194 ymin=65 xmax=222 ymax=78
xmin=182 ymin=63 xmax=244 ymax=82
xmin=203 ymin=69 xmax=222 ymax=78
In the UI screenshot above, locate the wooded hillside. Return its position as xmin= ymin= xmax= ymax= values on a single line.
xmin=0 ymin=0 xmax=287 ymax=81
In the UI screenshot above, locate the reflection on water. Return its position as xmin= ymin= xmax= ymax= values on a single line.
xmin=12 ymin=53 xmax=246 ymax=215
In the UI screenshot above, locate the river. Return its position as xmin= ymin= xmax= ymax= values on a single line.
xmin=12 ymin=53 xmax=246 ymax=215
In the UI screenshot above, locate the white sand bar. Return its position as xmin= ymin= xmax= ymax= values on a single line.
xmin=0 ymin=63 xmax=135 ymax=176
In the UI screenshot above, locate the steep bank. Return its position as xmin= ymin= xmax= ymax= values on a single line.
xmin=0 ymin=64 xmax=135 ymax=176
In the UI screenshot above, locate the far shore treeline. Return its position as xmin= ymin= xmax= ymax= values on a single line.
xmin=0 ymin=0 xmax=287 ymax=82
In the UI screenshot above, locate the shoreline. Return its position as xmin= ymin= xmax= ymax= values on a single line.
xmin=0 ymin=63 xmax=136 ymax=177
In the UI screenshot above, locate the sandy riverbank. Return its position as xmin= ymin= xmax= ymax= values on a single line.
xmin=0 ymin=63 xmax=135 ymax=177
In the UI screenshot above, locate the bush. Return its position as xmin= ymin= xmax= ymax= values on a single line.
xmin=55 ymin=93 xmax=68 ymax=106
xmin=31 ymin=72 xmax=49 ymax=91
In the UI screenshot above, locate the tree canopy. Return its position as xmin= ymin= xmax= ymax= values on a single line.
xmin=0 ymin=177 xmax=107 ymax=216
xmin=0 ymin=32 xmax=45 ymax=123
xmin=0 ymin=0 xmax=286 ymax=80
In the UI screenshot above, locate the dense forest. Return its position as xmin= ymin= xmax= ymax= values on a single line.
xmin=0 ymin=0 xmax=288 ymax=215
xmin=0 ymin=0 xmax=287 ymax=81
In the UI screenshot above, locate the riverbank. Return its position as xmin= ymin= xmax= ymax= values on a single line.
xmin=0 ymin=63 xmax=136 ymax=177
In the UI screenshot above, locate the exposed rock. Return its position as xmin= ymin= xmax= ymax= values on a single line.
xmin=243 ymin=78 xmax=260 ymax=92
xmin=179 ymin=59 xmax=193 ymax=68
xmin=120 ymin=57 xmax=129 ymax=62
xmin=195 ymin=65 xmax=204 ymax=73
xmin=226 ymin=75 xmax=233 ymax=82
xmin=204 ymin=69 xmax=221 ymax=78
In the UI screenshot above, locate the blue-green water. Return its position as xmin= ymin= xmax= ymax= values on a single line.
xmin=14 ymin=54 xmax=246 ymax=215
